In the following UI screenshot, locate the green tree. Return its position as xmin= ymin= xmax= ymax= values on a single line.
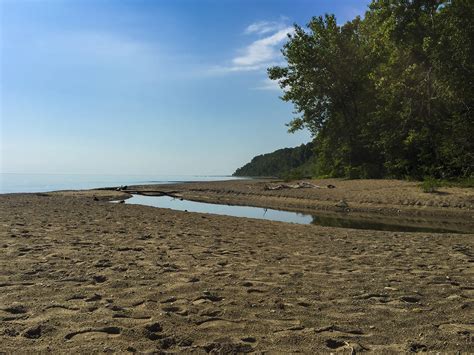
xmin=269 ymin=15 xmax=382 ymax=177
xmin=267 ymin=0 xmax=473 ymax=179
xmin=431 ymin=0 xmax=474 ymax=177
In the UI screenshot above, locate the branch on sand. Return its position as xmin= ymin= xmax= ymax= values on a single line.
xmin=264 ymin=182 xmax=336 ymax=191
xmin=96 ymin=186 xmax=182 ymax=199
xmin=122 ymin=190 xmax=182 ymax=198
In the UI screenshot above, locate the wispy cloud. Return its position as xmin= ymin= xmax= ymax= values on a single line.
xmin=36 ymin=31 xmax=157 ymax=62
xmin=233 ymin=27 xmax=293 ymax=67
xmin=31 ymin=30 xmax=165 ymax=82
xmin=214 ymin=20 xmax=294 ymax=74
xmin=244 ymin=20 xmax=286 ymax=35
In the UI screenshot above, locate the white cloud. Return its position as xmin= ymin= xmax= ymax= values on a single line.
xmin=233 ymin=27 xmax=293 ymax=67
xmin=244 ymin=20 xmax=286 ymax=35
xmin=205 ymin=19 xmax=293 ymax=76
xmin=212 ymin=25 xmax=293 ymax=74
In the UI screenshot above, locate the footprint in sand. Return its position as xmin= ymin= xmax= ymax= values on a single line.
xmin=325 ymin=338 xmax=347 ymax=349
xmin=43 ymin=304 xmax=79 ymax=314
xmin=408 ymin=343 xmax=428 ymax=352
xmin=23 ymin=324 xmax=54 ymax=339
xmin=144 ymin=322 xmax=163 ymax=340
xmin=94 ymin=259 xmax=112 ymax=268
xmin=203 ymin=338 xmax=253 ymax=353
xmin=161 ymin=305 xmax=182 ymax=313
xmin=85 ymin=293 xmax=102 ymax=302
xmin=438 ymin=323 xmax=474 ymax=338
xmin=3 ymin=305 xmax=28 ymax=314
xmin=92 ymin=275 xmax=107 ymax=283
xmin=64 ymin=326 xmax=121 ymax=340
xmin=196 ymin=318 xmax=244 ymax=331
xmin=144 ymin=322 xmax=162 ymax=332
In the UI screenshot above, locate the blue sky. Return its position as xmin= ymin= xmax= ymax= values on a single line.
xmin=1 ymin=0 xmax=370 ymax=175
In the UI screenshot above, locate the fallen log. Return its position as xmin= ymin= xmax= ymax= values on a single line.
xmin=122 ymin=190 xmax=182 ymax=198
xmin=264 ymin=182 xmax=324 ymax=190
xmin=95 ymin=186 xmax=181 ymax=198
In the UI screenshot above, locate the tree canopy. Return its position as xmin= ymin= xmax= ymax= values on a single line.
xmin=268 ymin=0 xmax=473 ymax=179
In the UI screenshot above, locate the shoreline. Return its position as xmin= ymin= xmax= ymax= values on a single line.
xmin=1 ymin=179 xmax=473 ymax=352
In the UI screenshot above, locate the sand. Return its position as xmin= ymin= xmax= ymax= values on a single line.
xmin=0 ymin=179 xmax=473 ymax=352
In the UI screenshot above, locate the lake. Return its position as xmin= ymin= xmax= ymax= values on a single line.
xmin=0 ymin=173 xmax=241 ymax=194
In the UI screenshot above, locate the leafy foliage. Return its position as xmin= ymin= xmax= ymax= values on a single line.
xmin=421 ymin=177 xmax=440 ymax=193
xmin=268 ymin=0 xmax=473 ymax=180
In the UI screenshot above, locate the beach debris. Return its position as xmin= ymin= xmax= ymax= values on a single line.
xmin=335 ymin=200 xmax=349 ymax=209
xmin=325 ymin=338 xmax=369 ymax=353
xmin=400 ymin=295 xmax=421 ymax=303
xmin=101 ymin=186 xmax=182 ymax=198
xmin=202 ymin=338 xmax=254 ymax=354
xmin=264 ymin=182 xmax=323 ymax=190
xmin=241 ymin=336 xmax=256 ymax=343
xmin=408 ymin=343 xmax=427 ymax=352
xmin=121 ymin=189 xmax=182 ymax=198
xmin=93 ymin=196 xmax=99 ymax=201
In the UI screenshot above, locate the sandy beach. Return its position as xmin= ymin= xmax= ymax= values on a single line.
xmin=0 ymin=179 xmax=473 ymax=352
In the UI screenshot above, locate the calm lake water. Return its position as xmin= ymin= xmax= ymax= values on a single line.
xmin=123 ymin=195 xmax=466 ymax=233
xmin=0 ymin=173 xmax=240 ymax=194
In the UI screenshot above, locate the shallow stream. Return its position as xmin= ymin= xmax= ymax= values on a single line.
xmin=121 ymin=195 xmax=468 ymax=234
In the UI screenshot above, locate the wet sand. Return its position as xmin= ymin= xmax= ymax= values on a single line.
xmin=0 ymin=179 xmax=473 ymax=352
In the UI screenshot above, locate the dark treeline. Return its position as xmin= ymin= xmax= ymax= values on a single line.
xmin=267 ymin=0 xmax=473 ymax=179
xmin=233 ymin=142 xmax=315 ymax=177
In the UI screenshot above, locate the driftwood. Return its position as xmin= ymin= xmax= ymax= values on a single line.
xmin=264 ymin=182 xmax=324 ymax=191
xmin=122 ymin=190 xmax=182 ymax=199
xmin=96 ymin=186 xmax=182 ymax=199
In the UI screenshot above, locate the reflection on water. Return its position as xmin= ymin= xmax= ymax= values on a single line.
xmin=310 ymin=214 xmax=463 ymax=234
xmin=122 ymin=195 xmax=467 ymax=234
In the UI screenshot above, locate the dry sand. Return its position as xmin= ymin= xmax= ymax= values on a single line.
xmin=0 ymin=179 xmax=473 ymax=352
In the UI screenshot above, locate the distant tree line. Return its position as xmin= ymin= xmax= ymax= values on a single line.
xmin=265 ymin=0 xmax=473 ymax=179
xmin=233 ymin=142 xmax=315 ymax=178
